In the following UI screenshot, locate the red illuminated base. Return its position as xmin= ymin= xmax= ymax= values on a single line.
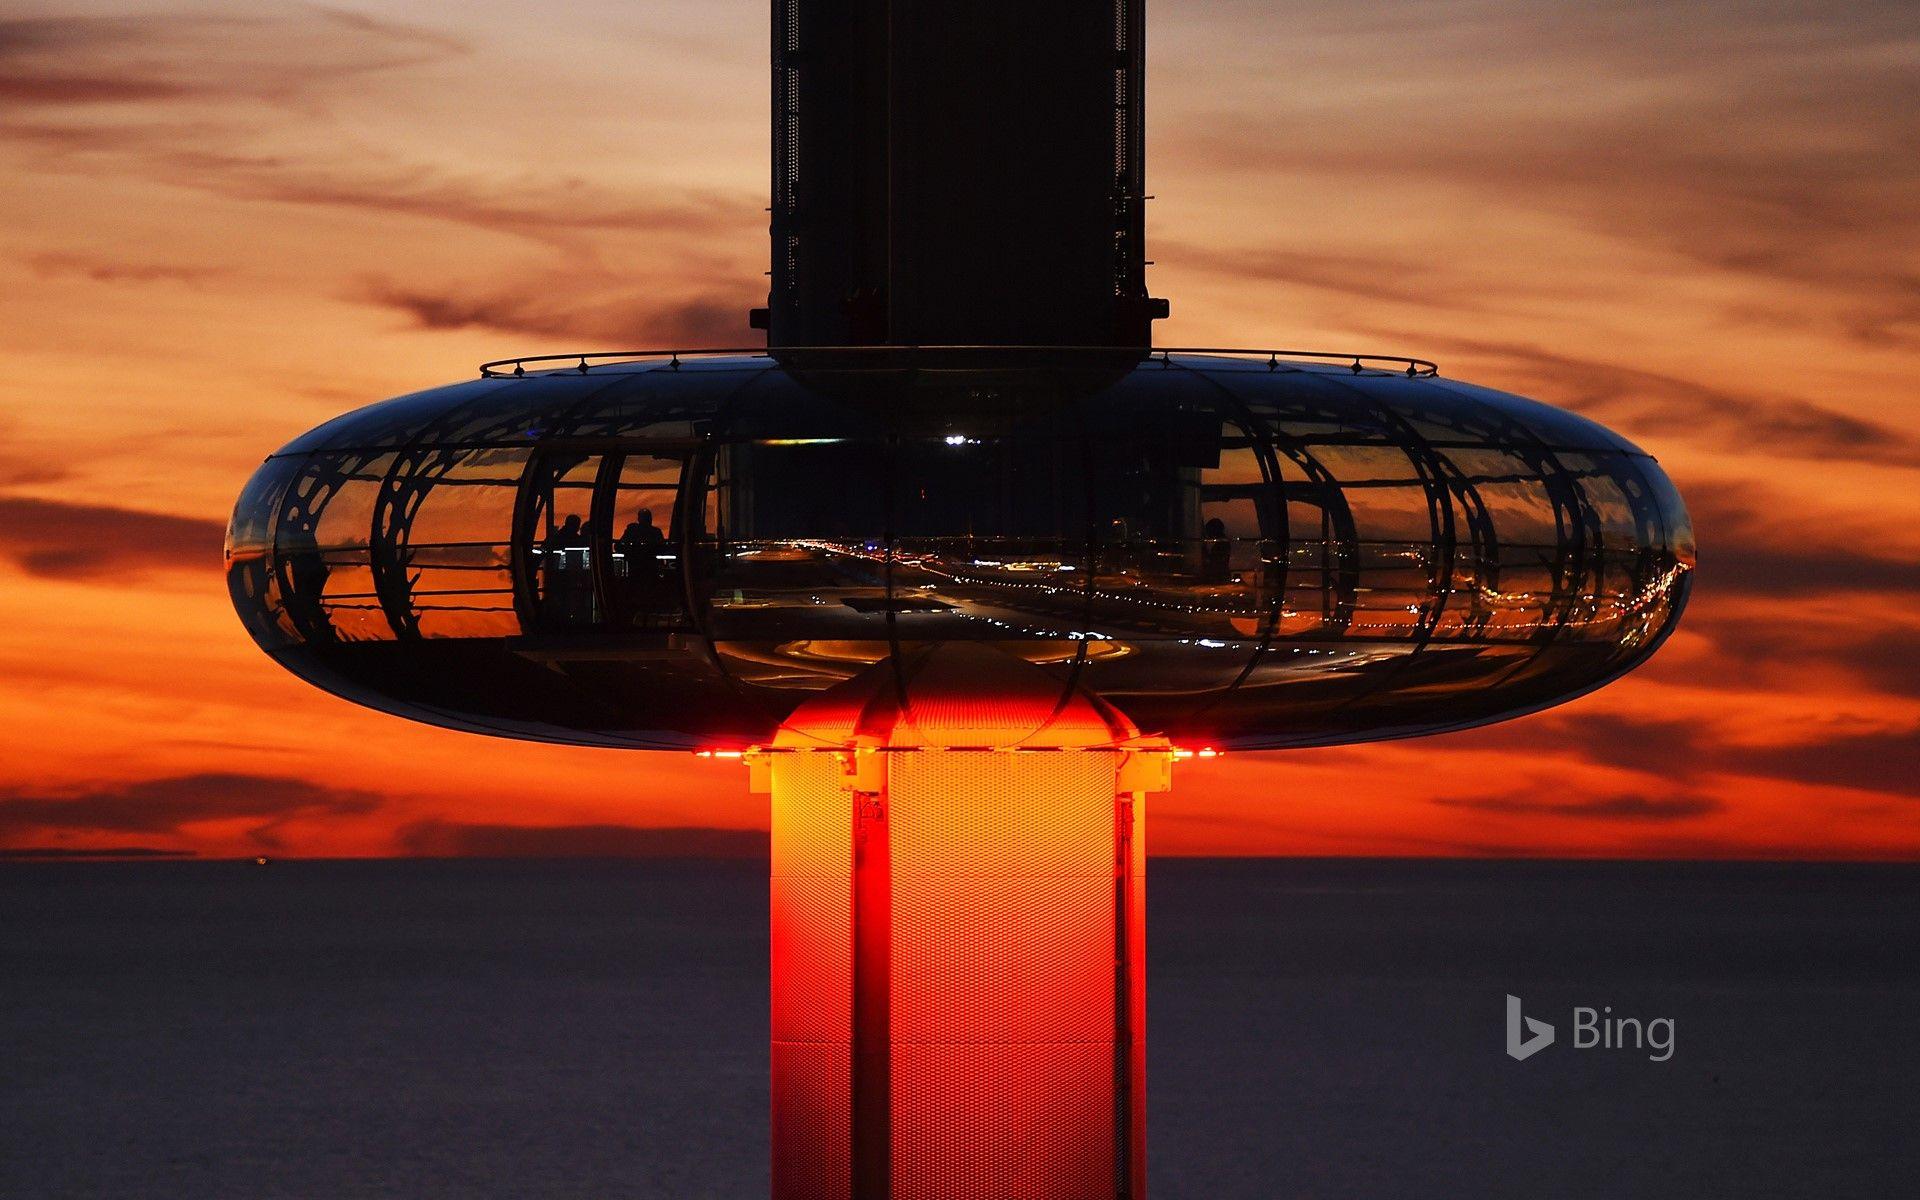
xmin=749 ymin=647 xmax=1170 ymax=1200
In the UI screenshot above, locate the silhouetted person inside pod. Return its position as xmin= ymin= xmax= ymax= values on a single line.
xmin=1201 ymin=517 xmax=1233 ymax=583
xmin=540 ymin=514 xmax=595 ymax=626
xmin=616 ymin=508 xmax=669 ymax=625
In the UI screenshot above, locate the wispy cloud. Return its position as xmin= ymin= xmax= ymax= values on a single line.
xmin=1373 ymin=336 xmax=1920 ymax=470
xmin=1153 ymin=240 xmax=1505 ymax=314
xmin=1167 ymin=0 xmax=1920 ymax=348
xmin=360 ymin=277 xmax=760 ymax=346
xmin=0 ymin=11 xmax=757 ymax=251
xmin=161 ymin=150 xmax=757 ymax=243
xmin=0 ymin=9 xmax=468 ymax=107
xmin=3 ymin=119 xmax=759 ymax=248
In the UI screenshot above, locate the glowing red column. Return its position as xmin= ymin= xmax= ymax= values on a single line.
xmin=752 ymin=647 xmax=1166 ymax=1200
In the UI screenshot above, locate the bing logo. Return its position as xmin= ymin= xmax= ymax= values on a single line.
xmin=1505 ymin=994 xmax=1676 ymax=1062
xmin=1505 ymin=994 xmax=1556 ymax=1061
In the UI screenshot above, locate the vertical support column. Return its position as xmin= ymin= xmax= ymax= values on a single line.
xmin=768 ymin=749 xmax=856 ymax=1199
xmin=760 ymin=742 xmax=1159 ymax=1200
xmin=1119 ymin=784 xmax=1148 ymax=1198
xmin=851 ymin=787 xmax=891 ymax=1198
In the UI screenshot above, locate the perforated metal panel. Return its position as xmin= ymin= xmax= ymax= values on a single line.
xmin=885 ymin=750 xmax=1124 ymax=1196
xmin=772 ymin=1040 xmax=852 ymax=1200
xmin=888 ymin=751 xmax=1117 ymax=1048
xmin=771 ymin=752 xmax=853 ymax=877
xmin=891 ymin=1042 xmax=1117 ymax=1200
xmin=771 ymin=872 xmax=851 ymax=1042
xmin=887 ymin=751 xmax=1117 ymax=875
xmin=888 ymin=871 xmax=1113 ymax=1044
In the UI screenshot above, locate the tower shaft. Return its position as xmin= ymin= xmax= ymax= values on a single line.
xmin=763 ymin=744 xmax=1152 ymax=1199
xmin=763 ymin=0 xmax=1165 ymax=348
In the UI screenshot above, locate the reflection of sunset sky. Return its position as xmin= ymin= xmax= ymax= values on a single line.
xmin=2 ymin=0 xmax=1916 ymax=858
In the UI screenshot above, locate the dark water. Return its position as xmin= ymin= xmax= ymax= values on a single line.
xmin=2 ymin=859 xmax=1915 ymax=1199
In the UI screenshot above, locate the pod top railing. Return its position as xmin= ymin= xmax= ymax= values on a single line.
xmin=478 ymin=346 xmax=1441 ymax=379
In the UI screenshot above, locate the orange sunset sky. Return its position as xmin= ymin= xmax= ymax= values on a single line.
xmin=2 ymin=0 xmax=1917 ymax=860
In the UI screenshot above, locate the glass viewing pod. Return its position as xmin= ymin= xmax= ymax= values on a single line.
xmin=228 ymin=348 xmax=1693 ymax=751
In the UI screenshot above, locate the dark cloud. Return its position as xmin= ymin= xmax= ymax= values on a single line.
xmin=0 ymin=75 xmax=190 ymax=103
xmin=1435 ymin=792 xmax=1723 ymax=822
xmin=1846 ymin=633 xmax=1920 ymax=699
xmin=1444 ymin=700 xmax=1920 ymax=799
xmin=26 ymin=251 xmax=225 ymax=286
xmin=0 ymin=447 xmax=67 ymax=488
xmin=1734 ymin=732 xmax=1920 ymax=796
xmin=0 ymin=773 xmax=382 ymax=851
xmin=397 ymin=820 xmax=768 ymax=859
xmin=1680 ymin=481 xmax=1920 ymax=598
xmin=0 ymin=496 xmax=222 ymax=581
xmin=1704 ymin=537 xmax=1920 ymax=600
xmin=361 ymin=277 xmax=760 ymax=347
xmin=1468 ymin=712 xmax=1711 ymax=778
xmin=0 ymin=846 xmax=196 ymax=859
xmin=1718 ymin=623 xmax=1920 ymax=702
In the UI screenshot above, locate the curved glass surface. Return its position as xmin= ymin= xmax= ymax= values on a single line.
xmin=226 ymin=354 xmax=1693 ymax=749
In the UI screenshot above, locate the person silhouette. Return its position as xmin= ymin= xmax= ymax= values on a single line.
xmin=619 ymin=508 xmax=666 ymax=553
xmin=541 ymin=514 xmax=589 ymax=623
xmin=616 ymin=508 xmax=669 ymax=624
xmin=1201 ymin=516 xmax=1232 ymax=582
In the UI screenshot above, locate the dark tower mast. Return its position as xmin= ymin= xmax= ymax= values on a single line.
xmin=758 ymin=0 xmax=1167 ymax=348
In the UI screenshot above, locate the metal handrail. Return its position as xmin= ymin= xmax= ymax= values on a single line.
xmin=478 ymin=345 xmax=1440 ymax=379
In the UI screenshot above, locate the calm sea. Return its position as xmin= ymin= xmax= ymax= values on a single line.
xmin=3 ymin=858 xmax=1915 ymax=1198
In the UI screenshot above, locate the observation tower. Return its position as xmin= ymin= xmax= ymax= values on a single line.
xmin=226 ymin=3 xmax=1693 ymax=1197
